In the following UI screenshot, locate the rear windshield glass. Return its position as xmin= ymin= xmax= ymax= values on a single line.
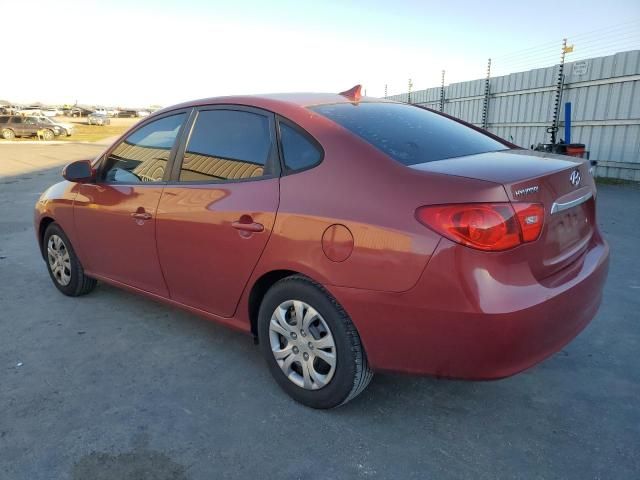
xmin=309 ymin=102 xmax=508 ymax=165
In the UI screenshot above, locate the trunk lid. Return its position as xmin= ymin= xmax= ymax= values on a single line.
xmin=411 ymin=149 xmax=595 ymax=279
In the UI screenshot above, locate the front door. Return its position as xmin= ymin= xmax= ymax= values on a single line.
xmin=156 ymin=107 xmax=280 ymax=317
xmin=73 ymin=112 xmax=188 ymax=295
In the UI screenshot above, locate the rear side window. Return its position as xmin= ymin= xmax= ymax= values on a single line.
xmin=0 ymin=116 xmax=9 ymax=123
xmin=309 ymin=102 xmax=508 ymax=165
xmin=178 ymin=110 xmax=272 ymax=182
xmin=279 ymin=123 xmax=322 ymax=171
xmin=10 ymin=117 xmax=23 ymax=124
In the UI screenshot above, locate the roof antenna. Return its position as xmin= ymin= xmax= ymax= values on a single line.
xmin=339 ymin=85 xmax=362 ymax=102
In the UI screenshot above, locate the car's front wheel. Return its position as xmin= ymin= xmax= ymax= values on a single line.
xmin=43 ymin=223 xmax=97 ymax=296
xmin=42 ymin=129 xmax=55 ymax=141
xmin=258 ymin=275 xmax=373 ymax=409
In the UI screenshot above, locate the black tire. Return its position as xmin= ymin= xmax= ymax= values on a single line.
xmin=258 ymin=275 xmax=373 ymax=409
xmin=42 ymin=129 xmax=54 ymax=141
xmin=2 ymin=128 xmax=15 ymax=140
xmin=43 ymin=223 xmax=97 ymax=296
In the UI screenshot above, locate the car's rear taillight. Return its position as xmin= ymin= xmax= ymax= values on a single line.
xmin=416 ymin=203 xmax=544 ymax=251
xmin=512 ymin=203 xmax=544 ymax=242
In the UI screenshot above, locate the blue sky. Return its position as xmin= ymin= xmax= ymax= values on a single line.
xmin=4 ymin=0 xmax=639 ymax=106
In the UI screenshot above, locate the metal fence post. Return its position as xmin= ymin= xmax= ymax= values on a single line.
xmin=482 ymin=58 xmax=491 ymax=129
xmin=551 ymin=38 xmax=572 ymax=144
xmin=439 ymin=70 xmax=445 ymax=112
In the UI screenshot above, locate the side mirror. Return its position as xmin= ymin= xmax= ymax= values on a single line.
xmin=62 ymin=160 xmax=95 ymax=183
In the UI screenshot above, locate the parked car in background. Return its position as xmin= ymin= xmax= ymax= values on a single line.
xmin=107 ymin=109 xmax=120 ymax=117
xmin=136 ymin=110 xmax=150 ymax=117
xmin=117 ymin=109 xmax=137 ymax=118
xmin=33 ymin=87 xmax=609 ymax=408
xmin=3 ymin=105 xmax=22 ymax=114
xmin=67 ymin=107 xmax=93 ymax=117
xmin=0 ymin=115 xmax=61 ymax=139
xmin=42 ymin=108 xmax=63 ymax=117
xmin=37 ymin=116 xmax=74 ymax=136
xmin=18 ymin=107 xmax=43 ymax=116
xmin=87 ymin=112 xmax=111 ymax=125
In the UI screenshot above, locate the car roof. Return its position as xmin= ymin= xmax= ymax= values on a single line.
xmin=155 ymin=92 xmax=397 ymax=117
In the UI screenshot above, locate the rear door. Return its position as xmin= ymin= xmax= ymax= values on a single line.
xmin=73 ymin=111 xmax=188 ymax=295
xmin=9 ymin=116 xmax=26 ymax=136
xmin=156 ymin=106 xmax=280 ymax=317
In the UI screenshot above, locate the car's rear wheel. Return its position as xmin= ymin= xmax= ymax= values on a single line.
xmin=2 ymin=128 xmax=15 ymax=140
xmin=42 ymin=129 xmax=54 ymax=141
xmin=43 ymin=223 xmax=97 ymax=296
xmin=258 ymin=275 xmax=373 ymax=409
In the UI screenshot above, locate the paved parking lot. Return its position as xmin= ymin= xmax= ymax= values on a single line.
xmin=1 ymin=142 xmax=639 ymax=479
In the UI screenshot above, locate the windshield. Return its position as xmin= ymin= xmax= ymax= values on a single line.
xmin=309 ymin=102 xmax=509 ymax=165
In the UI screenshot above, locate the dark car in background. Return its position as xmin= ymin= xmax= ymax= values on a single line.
xmin=0 ymin=115 xmax=61 ymax=140
xmin=117 ymin=109 xmax=138 ymax=118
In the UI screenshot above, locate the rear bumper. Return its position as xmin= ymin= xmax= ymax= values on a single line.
xmin=329 ymin=231 xmax=609 ymax=379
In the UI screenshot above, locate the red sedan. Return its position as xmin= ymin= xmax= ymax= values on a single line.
xmin=34 ymin=86 xmax=609 ymax=408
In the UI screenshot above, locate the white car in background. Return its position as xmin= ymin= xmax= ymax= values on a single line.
xmin=136 ymin=110 xmax=150 ymax=117
xmin=41 ymin=108 xmax=63 ymax=117
xmin=36 ymin=116 xmax=74 ymax=136
xmin=18 ymin=108 xmax=43 ymax=116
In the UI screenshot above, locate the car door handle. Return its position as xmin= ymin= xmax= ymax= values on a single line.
xmin=131 ymin=212 xmax=152 ymax=220
xmin=231 ymin=220 xmax=264 ymax=232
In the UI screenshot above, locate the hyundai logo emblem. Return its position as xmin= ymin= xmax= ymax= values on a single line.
xmin=570 ymin=170 xmax=581 ymax=187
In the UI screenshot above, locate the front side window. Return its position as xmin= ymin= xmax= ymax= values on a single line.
xmin=102 ymin=113 xmax=185 ymax=183
xmin=178 ymin=110 xmax=272 ymax=182
xmin=309 ymin=102 xmax=509 ymax=165
xmin=279 ymin=123 xmax=322 ymax=171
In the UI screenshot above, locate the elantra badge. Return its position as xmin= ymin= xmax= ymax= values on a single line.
xmin=570 ymin=170 xmax=581 ymax=186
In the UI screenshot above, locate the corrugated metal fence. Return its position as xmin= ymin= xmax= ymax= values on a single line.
xmin=387 ymin=50 xmax=640 ymax=181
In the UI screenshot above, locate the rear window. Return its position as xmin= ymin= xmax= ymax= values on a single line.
xmin=309 ymin=102 xmax=508 ymax=165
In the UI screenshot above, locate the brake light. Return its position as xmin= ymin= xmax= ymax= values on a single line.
xmin=512 ymin=203 xmax=544 ymax=242
xmin=416 ymin=203 xmax=544 ymax=251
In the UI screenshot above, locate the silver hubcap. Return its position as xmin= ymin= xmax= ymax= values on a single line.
xmin=47 ymin=235 xmax=71 ymax=286
xmin=269 ymin=300 xmax=337 ymax=390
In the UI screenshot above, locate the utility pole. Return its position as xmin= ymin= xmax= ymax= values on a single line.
xmin=482 ymin=58 xmax=491 ymax=129
xmin=439 ymin=70 xmax=445 ymax=112
xmin=384 ymin=84 xmax=388 ymax=98
xmin=550 ymin=38 xmax=573 ymax=144
xmin=407 ymin=78 xmax=413 ymax=104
